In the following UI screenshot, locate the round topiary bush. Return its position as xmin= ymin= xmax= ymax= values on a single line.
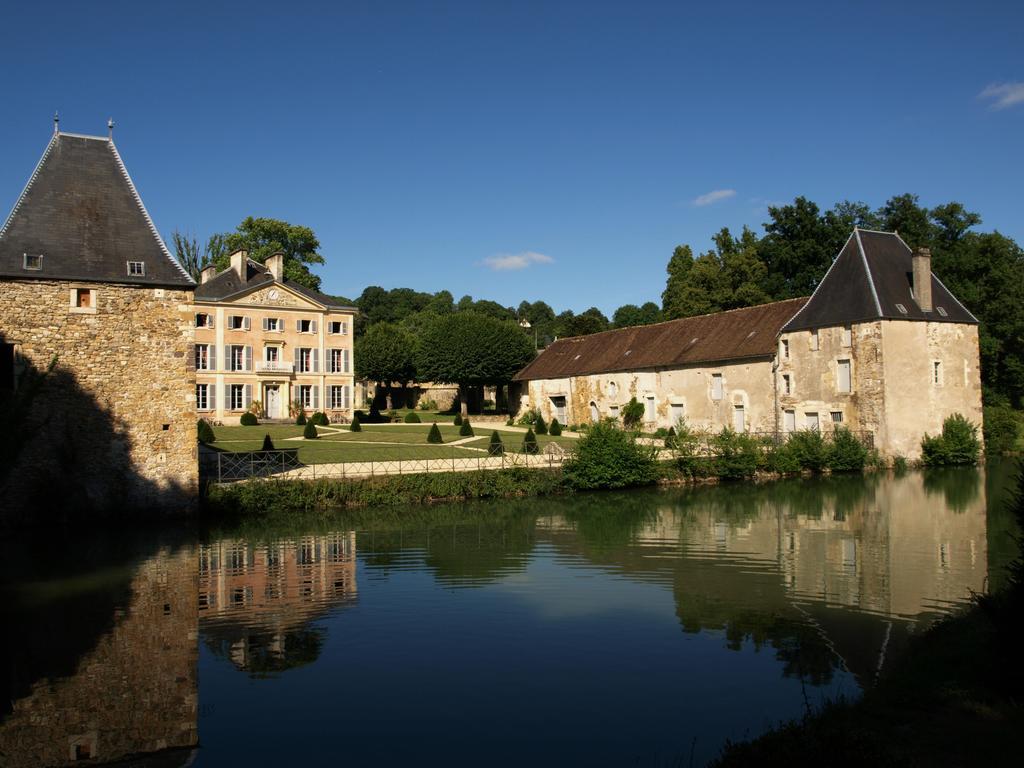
xmin=303 ymin=421 xmax=319 ymax=439
xmin=404 ymin=411 xmax=421 ymax=423
xmin=534 ymin=415 xmax=548 ymax=435
xmin=549 ymin=418 xmax=562 ymax=436
xmin=295 ymin=411 xmax=307 ymax=426
xmin=240 ymin=411 xmax=258 ymax=426
xmin=488 ymin=430 xmax=504 ymax=456
xmin=459 ymin=418 xmax=474 ymax=437
xmin=427 ymin=423 xmax=444 ymax=444
xmin=311 ymin=411 xmax=330 ymax=426
xmin=261 ymin=433 xmax=275 ymax=451
xmin=522 ymin=428 xmax=539 ymax=454
xmin=197 ymin=419 xmax=215 ymax=445
xmin=350 ymin=413 xmax=362 ymax=432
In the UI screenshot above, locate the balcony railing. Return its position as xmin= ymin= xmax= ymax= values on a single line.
xmin=255 ymin=361 xmax=294 ymax=373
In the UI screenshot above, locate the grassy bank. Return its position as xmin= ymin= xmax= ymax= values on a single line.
xmin=713 ymin=463 xmax=1024 ymax=767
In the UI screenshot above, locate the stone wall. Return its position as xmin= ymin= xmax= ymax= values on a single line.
xmin=0 ymin=546 xmax=198 ymax=766
xmin=0 ymin=279 xmax=197 ymax=520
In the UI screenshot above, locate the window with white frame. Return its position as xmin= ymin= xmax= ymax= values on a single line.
xmin=810 ymin=329 xmax=819 ymax=351
xmin=228 ymin=345 xmax=251 ymax=371
xmin=328 ymin=320 xmax=348 ymax=335
xmin=127 ymin=261 xmax=145 ymax=276
xmin=297 ymin=319 xmax=316 ymax=334
xmin=781 ymin=339 xmax=790 ymax=359
xmin=195 ymin=312 xmax=213 ymax=328
xmin=195 ymin=344 xmax=212 ymax=371
xmin=23 ymin=253 xmax=42 ymax=270
xmin=297 ymin=347 xmax=317 ymax=373
xmin=196 ymin=383 xmax=210 ymax=410
xmin=329 ymin=385 xmax=350 ymax=410
xmin=262 ymin=317 xmax=282 ymax=332
xmin=229 ymin=384 xmax=245 ymax=410
xmin=265 ymin=346 xmax=279 ymax=363
xmin=782 ymin=373 xmax=792 ymax=395
xmin=227 ymin=315 xmax=249 ymax=331
xmin=711 ymin=373 xmax=723 ymax=400
xmin=837 ymin=359 xmax=852 ymax=393
xmin=299 ymin=384 xmax=319 ymax=409
xmin=329 ymin=348 xmax=349 ymax=373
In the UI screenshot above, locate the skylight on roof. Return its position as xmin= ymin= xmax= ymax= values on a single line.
xmin=937 ymin=307 xmax=948 ymax=317
xmin=624 ymin=350 xmax=632 ymax=356
xmin=22 ymin=253 xmax=42 ymax=271
xmin=895 ymin=303 xmax=908 ymax=315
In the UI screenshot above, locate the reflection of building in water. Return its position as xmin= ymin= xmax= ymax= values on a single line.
xmin=0 ymin=547 xmax=198 ymax=768
xmin=198 ymin=532 xmax=357 ymax=675
xmin=537 ymin=470 xmax=988 ymax=684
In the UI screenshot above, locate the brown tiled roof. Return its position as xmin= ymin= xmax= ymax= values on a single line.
xmin=513 ymin=298 xmax=807 ymax=381
xmin=782 ymin=229 xmax=977 ymax=331
xmin=0 ymin=132 xmax=193 ymax=287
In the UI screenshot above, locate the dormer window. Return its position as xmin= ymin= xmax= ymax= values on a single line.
xmin=127 ymin=261 xmax=145 ymax=276
xmin=22 ymin=253 xmax=42 ymax=270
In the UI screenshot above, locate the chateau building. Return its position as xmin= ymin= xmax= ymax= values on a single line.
xmin=513 ymin=229 xmax=983 ymax=460
xmin=0 ymin=122 xmax=197 ymax=519
xmin=193 ymin=252 xmax=357 ymax=424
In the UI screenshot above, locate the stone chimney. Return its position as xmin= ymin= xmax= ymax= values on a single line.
xmin=265 ymin=251 xmax=285 ymax=282
xmin=229 ymin=250 xmax=248 ymax=284
xmin=199 ymin=264 xmax=217 ymax=284
xmin=912 ymin=247 xmax=932 ymax=312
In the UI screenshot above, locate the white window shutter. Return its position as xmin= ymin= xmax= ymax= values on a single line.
xmin=262 ymin=317 xmax=268 ymax=331
xmin=223 ymin=385 xmax=230 ymax=410
xmin=312 ymin=385 xmax=319 ymax=409
xmin=344 ymin=349 xmax=350 ymax=373
xmin=244 ymin=384 xmax=252 ymax=408
xmin=311 ymin=320 xmax=318 ymax=334
xmin=344 ymin=385 xmax=350 ymax=408
xmin=296 ymin=319 xmax=302 ymax=332
xmin=223 ymin=345 xmax=230 ymax=371
xmin=209 ymin=384 xmax=216 ymax=410
xmin=209 ymin=315 xmax=215 ymax=329
xmin=312 ymin=349 xmax=319 ymax=372
xmin=342 ymin=321 xmax=348 ymax=336
xmin=243 ymin=316 xmax=250 ymax=331
xmin=294 ymin=347 xmax=301 ymax=370
xmin=245 ymin=346 xmax=252 ymax=371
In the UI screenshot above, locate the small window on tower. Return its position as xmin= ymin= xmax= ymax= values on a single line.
xmin=75 ymin=289 xmax=92 ymax=308
xmin=22 ymin=253 xmax=42 ymax=270
xmin=127 ymin=261 xmax=145 ymax=276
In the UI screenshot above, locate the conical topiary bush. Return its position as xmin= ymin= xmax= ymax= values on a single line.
xmin=296 ymin=411 xmax=307 ymax=426
xmin=261 ymin=433 xmax=275 ymax=451
xmin=549 ymin=418 xmax=562 ymax=436
xmin=350 ymin=412 xmax=362 ymax=432
xmin=427 ymin=423 xmax=444 ymax=444
xmin=459 ymin=418 xmax=474 ymax=437
xmin=535 ymin=414 xmax=548 ymax=435
xmin=522 ymin=427 xmax=539 ymax=454
xmin=488 ymin=430 xmax=504 ymax=456
xmin=303 ymin=421 xmax=318 ymax=439
xmin=453 ymin=412 xmax=463 ymax=426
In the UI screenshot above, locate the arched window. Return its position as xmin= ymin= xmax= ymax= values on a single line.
xmin=608 ymin=381 xmax=618 ymax=397
xmin=589 ymin=401 xmax=599 ymax=422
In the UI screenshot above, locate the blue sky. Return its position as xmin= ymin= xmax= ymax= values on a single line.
xmin=1 ymin=1 xmax=1021 ymax=314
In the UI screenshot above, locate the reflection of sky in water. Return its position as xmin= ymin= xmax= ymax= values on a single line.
xmin=2 ymin=462 xmax=1013 ymax=768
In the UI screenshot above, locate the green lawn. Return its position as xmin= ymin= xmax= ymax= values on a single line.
xmin=206 ymin=422 xmax=571 ymax=464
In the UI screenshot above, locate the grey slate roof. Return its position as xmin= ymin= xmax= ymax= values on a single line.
xmin=0 ymin=131 xmax=193 ymax=287
xmin=781 ymin=229 xmax=977 ymax=332
xmin=194 ymin=259 xmax=356 ymax=310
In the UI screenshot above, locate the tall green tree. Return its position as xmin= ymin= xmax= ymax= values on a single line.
xmin=613 ymin=301 xmax=662 ymax=328
xmin=211 ymin=217 xmax=325 ymax=290
xmin=171 ymin=230 xmax=226 ymax=281
xmin=356 ymin=322 xmax=417 ymax=410
xmin=415 ymin=313 xmax=534 ymax=416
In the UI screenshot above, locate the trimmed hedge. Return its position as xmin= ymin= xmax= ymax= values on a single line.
xmin=350 ymin=413 xmax=362 ymax=432
xmin=549 ymin=418 xmax=562 ymax=436
xmin=303 ymin=421 xmax=319 ymax=439
xmin=295 ymin=411 xmax=307 ymax=426
xmin=240 ymin=411 xmax=258 ymax=426
xmin=459 ymin=418 xmax=474 ymax=437
xmin=522 ymin=428 xmax=539 ymax=454
xmin=197 ymin=419 xmax=215 ymax=445
xmin=404 ymin=411 xmax=421 ymax=423
xmin=261 ymin=433 xmax=275 ymax=451
xmin=488 ymin=431 xmax=504 ymax=456
xmin=427 ymin=423 xmax=444 ymax=444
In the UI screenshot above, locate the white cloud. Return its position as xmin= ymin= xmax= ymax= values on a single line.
xmin=978 ymin=82 xmax=1024 ymax=110
xmin=482 ymin=251 xmax=554 ymax=271
xmin=693 ymin=188 xmax=736 ymax=207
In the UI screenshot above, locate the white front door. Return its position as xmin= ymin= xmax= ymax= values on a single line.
xmin=266 ymin=386 xmax=280 ymax=419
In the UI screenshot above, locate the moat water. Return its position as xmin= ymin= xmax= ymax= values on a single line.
xmin=1 ymin=461 xmax=1019 ymax=767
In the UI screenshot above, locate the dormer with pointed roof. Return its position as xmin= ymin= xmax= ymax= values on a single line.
xmin=0 ymin=130 xmax=194 ymax=287
xmin=782 ymin=229 xmax=976 ymax=332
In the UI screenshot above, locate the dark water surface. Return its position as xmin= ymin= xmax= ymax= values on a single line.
xmin=2 ymin=462 xmax=1019 ymax=767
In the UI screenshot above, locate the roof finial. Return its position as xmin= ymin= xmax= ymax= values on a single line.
xmin=107 ymin=118 xmax=114 ymax=140
xmin=53 ymin=111 xmax=59 ymax=134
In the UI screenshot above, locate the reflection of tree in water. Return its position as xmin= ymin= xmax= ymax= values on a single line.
xmin=923 ymin=466 xmax=982 ymax=513
xmin=203 ymin=627 xmax=326 ymax=678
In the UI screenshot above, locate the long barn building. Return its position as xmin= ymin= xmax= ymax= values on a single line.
xmin=513 ymin=229 xmax=982 ymax=460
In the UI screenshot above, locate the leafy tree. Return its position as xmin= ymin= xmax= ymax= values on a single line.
xmin=921 ymin=414 xmax=981 ymax=466
xmin=558 ymin=307 xmax=609 ymax=337
xmin=621 ymin=397 xmax=645 ymax=429
xmin=171 ymin=230 xmax=226 ymax=281
xmin=414 ymin=313 xmax=534 ymax=417
xmin=877 ymin=193 xmax=934 ymax=249
xmin=759 ymin=197 xmax=841 ymax=299
xmin=355 ymin=323 xmax=416 ymax=389
xmin=210 ymin=217 xmax=325 ymax=290
xmin=613 ymin=302 xmax=662 ymax=328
